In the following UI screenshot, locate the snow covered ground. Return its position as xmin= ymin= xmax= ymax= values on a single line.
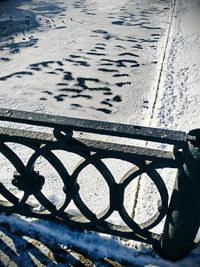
xmin=134 ymin=0 xmax=200 ymax=232
xmin=0 ymin=0 xmax=172 ymax=123
xmin=0 ymin=0 xmax=173 ymax=217
xmin=0 ymin=0 xmax=200 ymax=266
xmin=1 ymin=214 xmax=200 ymax=267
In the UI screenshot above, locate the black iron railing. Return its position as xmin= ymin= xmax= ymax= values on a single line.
xmin=0 ymin=108 xmax=199 ymax=261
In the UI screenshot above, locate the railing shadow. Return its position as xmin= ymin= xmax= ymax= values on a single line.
xmin=0 ymin=224 xmax=98 ymax=266
xmin=0 ymin=215 xmax=137 ymax=267
xmin=0 ymin=225 xmax=58 ymax=266
xmin=1 ymin=216 xmax=200 ymax=266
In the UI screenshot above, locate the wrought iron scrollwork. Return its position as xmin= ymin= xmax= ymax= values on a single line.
xmin=0 ymin=108 xmax=199 ymax=261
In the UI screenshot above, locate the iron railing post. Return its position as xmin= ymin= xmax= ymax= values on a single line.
xmin=158 ymin=129 xmax=200 ymax=260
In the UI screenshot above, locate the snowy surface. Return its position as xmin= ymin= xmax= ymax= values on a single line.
xmin=0 ymin=0 xmax=173 ymax=217
xmin=1 ymin=214 xmax=200 ymax=267
xmin=0 ymin=0 xmax=200 ymax=266
xmin=0 ymin=0 xmax=172 ymax=123
xmin=133 ymin=0 xmax=200 ymax=232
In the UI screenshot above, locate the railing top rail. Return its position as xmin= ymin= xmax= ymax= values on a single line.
xmin=0 ymin=108 xmax=195 ymax=146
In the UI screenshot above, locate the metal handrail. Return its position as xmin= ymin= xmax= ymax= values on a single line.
xmin=0 ymin=108 xmax=199 ymax=261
